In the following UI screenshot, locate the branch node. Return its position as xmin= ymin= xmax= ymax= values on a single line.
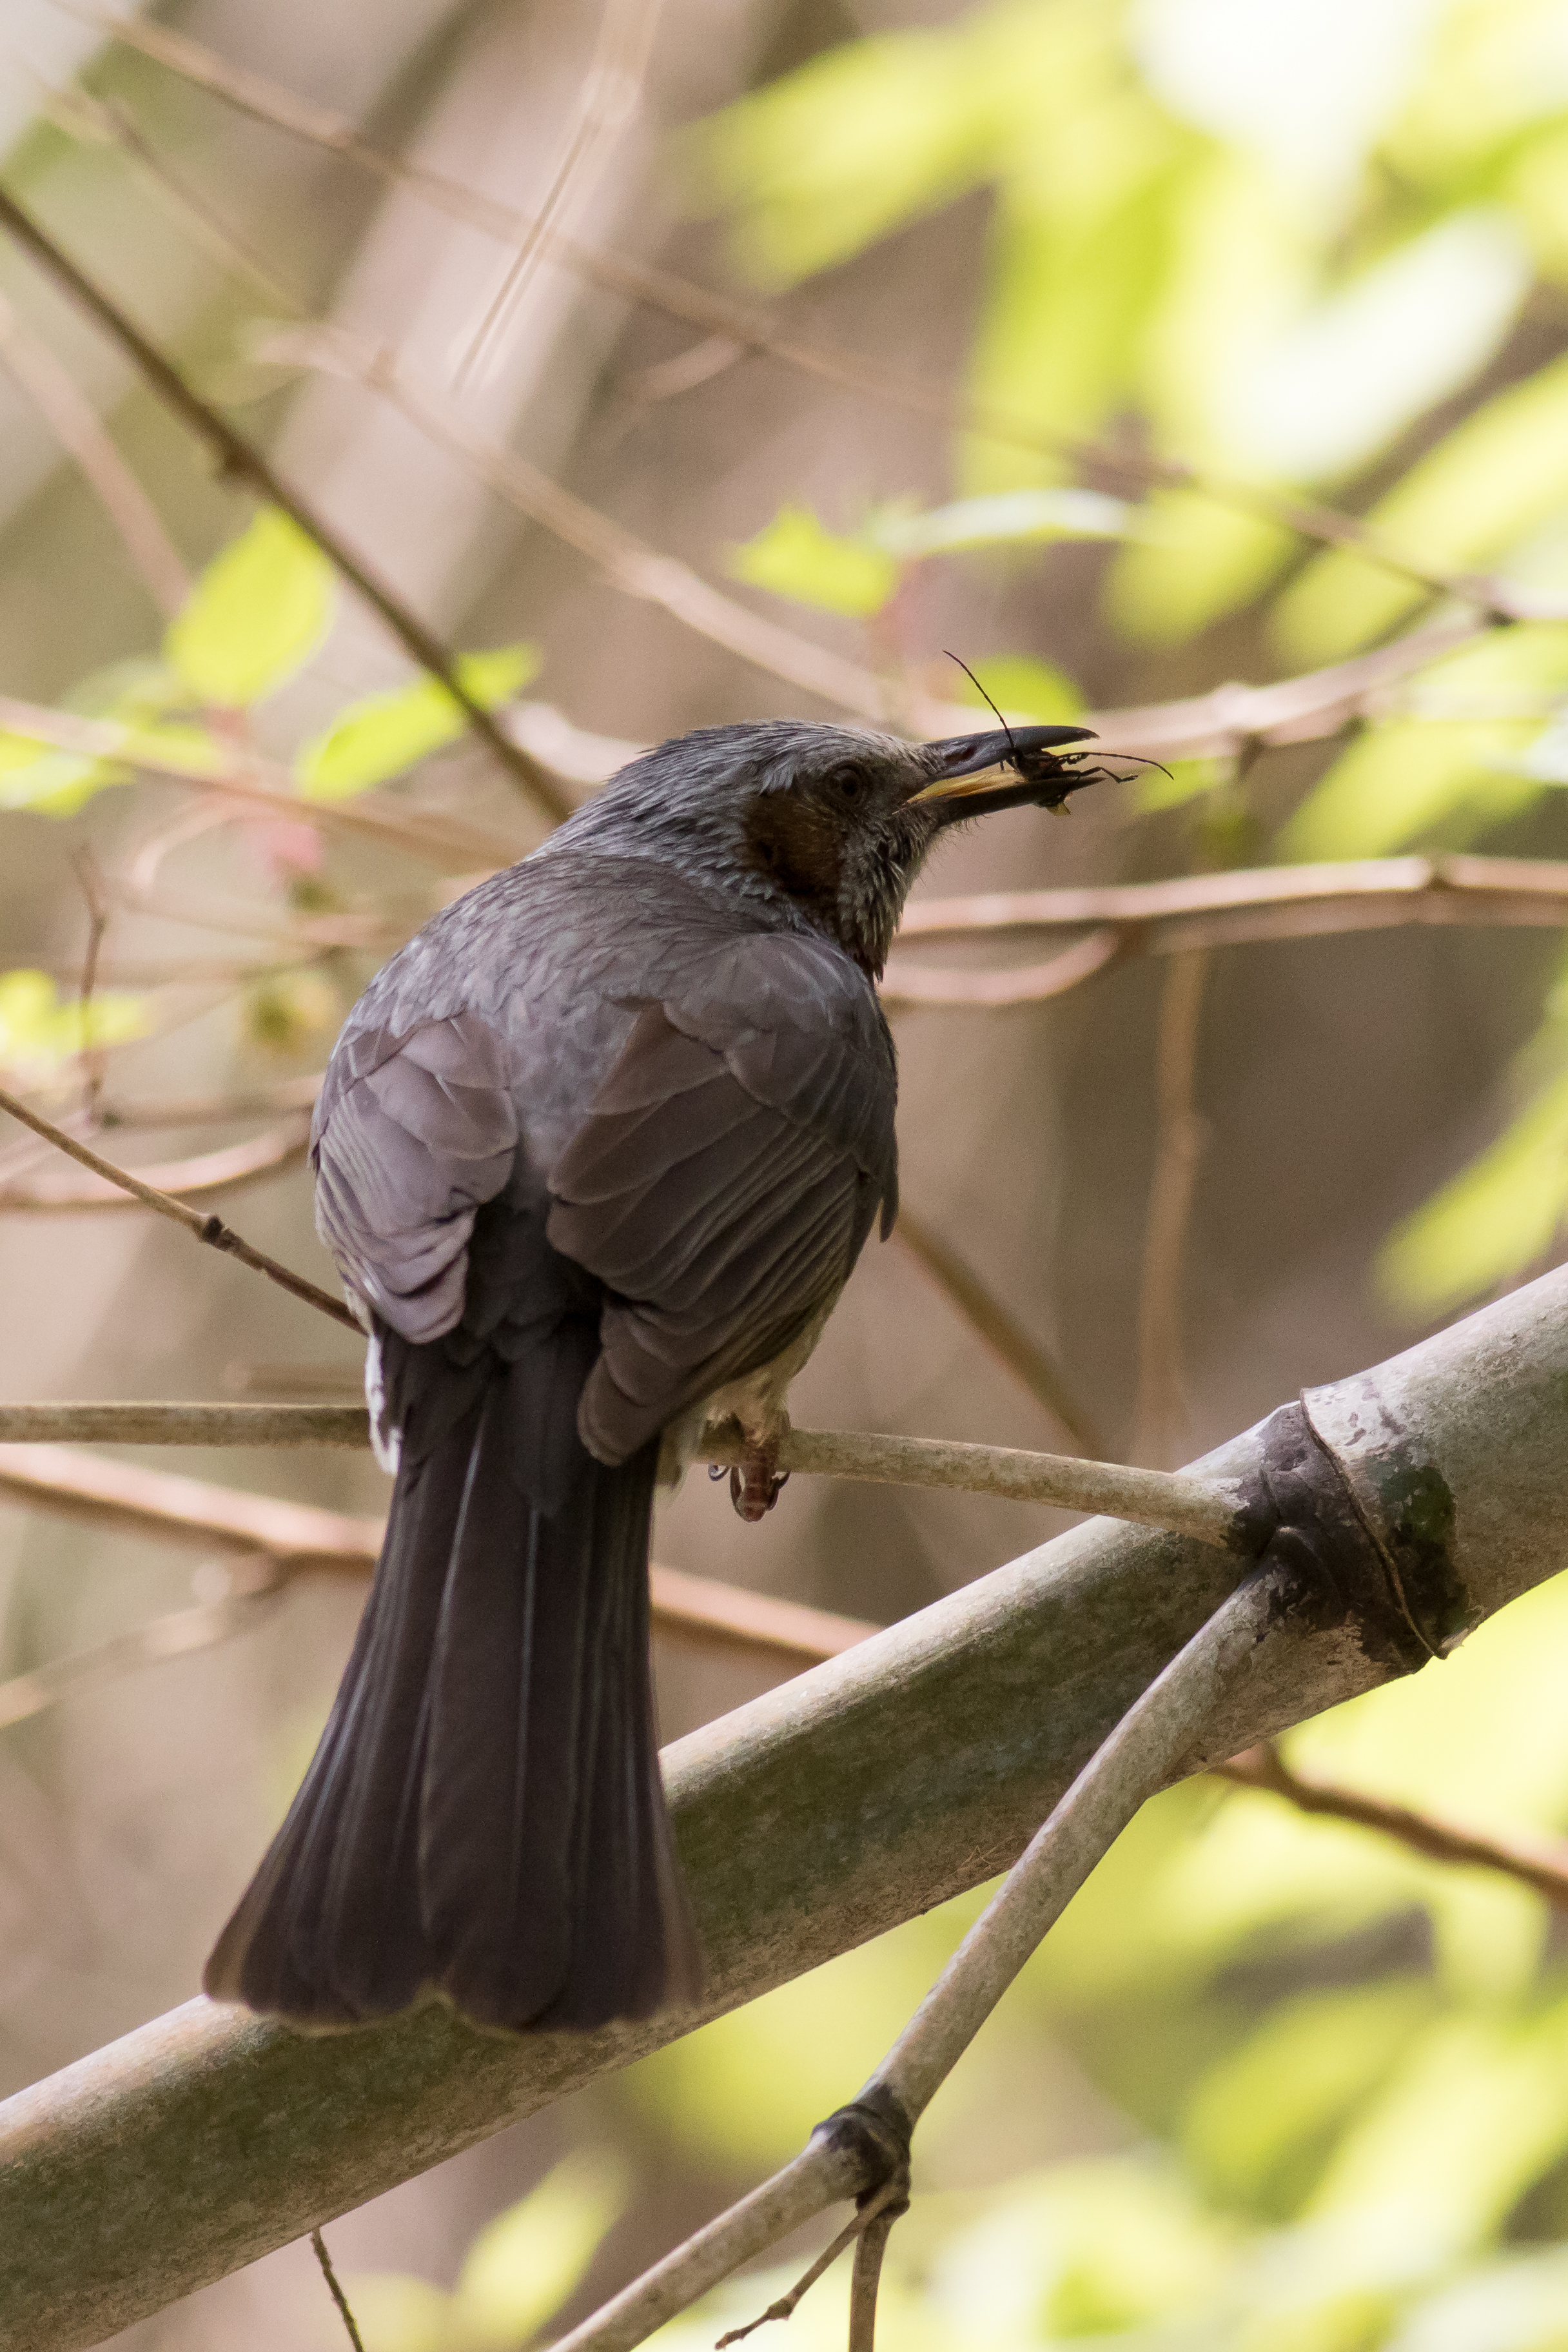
xmin=810 ymin=2086 xmax=912 ymax=2205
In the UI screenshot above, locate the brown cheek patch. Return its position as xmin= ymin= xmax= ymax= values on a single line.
xmin=743 ymin=794 xmax=843 ymax=920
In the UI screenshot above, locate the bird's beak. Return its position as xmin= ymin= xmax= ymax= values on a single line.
xmin=906 ymin=723 xmax=1097 ymax=826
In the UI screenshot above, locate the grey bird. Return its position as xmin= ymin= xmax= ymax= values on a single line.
xmin=204 ymin=715 xmax=1100 ymax=2034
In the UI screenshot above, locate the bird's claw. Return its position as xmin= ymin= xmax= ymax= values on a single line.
xmin=729 ymin=1445 xmax=789 ymax=1523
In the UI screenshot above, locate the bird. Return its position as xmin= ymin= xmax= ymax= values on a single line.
xmin=203 ymin=713 xmax=1101 ymax=2035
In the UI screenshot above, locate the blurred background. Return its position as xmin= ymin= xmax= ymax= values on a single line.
xmin=6 ymin=0 xmax=1568 ymax=2344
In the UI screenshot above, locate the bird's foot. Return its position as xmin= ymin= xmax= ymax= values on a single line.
xmin=729 ymin=1438 xmax=789 ymax=1524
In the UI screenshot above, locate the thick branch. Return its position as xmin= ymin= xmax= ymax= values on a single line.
xmin=0 ymin=184 xmax=570 ymax=826
xmin=3 ymin=1269 xmax=1566 ymax=2344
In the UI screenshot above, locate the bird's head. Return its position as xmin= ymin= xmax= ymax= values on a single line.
xmin=573 ymin=717 xmax=1105 ymax=979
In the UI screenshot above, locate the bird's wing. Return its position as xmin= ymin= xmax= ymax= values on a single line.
xmin=311 ymin=1009 xmax=520 ymax=1341
xmin=547 ymin=930 xmax=897 ymax=1464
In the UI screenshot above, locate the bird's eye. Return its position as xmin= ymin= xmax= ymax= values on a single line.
xmin=830 ymin=769 xmax=863 ymax=802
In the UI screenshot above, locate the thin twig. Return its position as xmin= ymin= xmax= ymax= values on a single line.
xmin=0 ymin=183 xmax=571 ymax=826
xmin=0 ymin=1395 xmax=1242 ymax=1536
xmin=0 ymin=1442 xmax=879 ymax=1675
xmin=1215 ymin=1743 xmax=1568 ymax=1908
xmin=311 ymin=2230 xmax=367 ymax=2352
xmin=0 ymin=690 xmax=522 ymax=870
xmin=0 ymin=1576 xmax=282 ymax=1730
xmin=70 ymin=3 xmax=1566 ymax=620
xmin=70 ymin=845 xmax=110 ymax=1123
xmin=98 ymin=1075 xmax=323 ymax=1130
xmin=892 ymin=1202 xmax=1106 ymax=1456
xmin=883 ymin=852 xmax=1568 ymax=1009
xmin=714 ymin=2180 xmax=905 ymax=2349
xmin=454 ymin=0 xmax=663 ymax=388
xmin=0 ymin=1119 xmax=312 ymax=1210
xmin=0 ymin=1084 xmax=357 ymax=1329
xmin=0 ymin=291 xmax=191 ymax=615
xmin=1134 ymin=950 xmax=1210 ymax=1467
xmin=847 ymin=2206 xmax=899 ymax=2352
xmin=274 ymin=323 xmax=905 ymax=723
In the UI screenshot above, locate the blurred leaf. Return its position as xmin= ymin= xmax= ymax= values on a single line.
xmin=242 ymin=971 xmax=341 ymax=1059
xmin=1106 ymin=493 xmax=1297 ymax=645
xmin=1182 ymin=1982 xmax=1435 ymax=2215
xmin=0 ymin=968 xmax=150 ymax=1082
xmin=1273 ymin=353 xmax=1568 ymax=663
xmin=949 ymin=653 xmax=1083 ymax=722
xmin=1383 ymin=2244 xmax=1568 ymax=2352
xmin=453 ymin=2152 xmax=627 ymax=2346
xmin=928 ymin=2159 xmax=1235 ymax=2344
xmin=683 ymin=20 xmax=999 ymax=286
xmin=870 ymin=488 xmax=1132 ymax=556
xmin=1277 ymin=723 xmax=1542 ymax=860
xmin=1308 ymin=1997 xmax=1568 ymax=2261
xmin=165 ymin=508 xmax=335 ymax=707
xmin=728 ymin=505 xmax=900 ymax=618
xmin=1133 ymin=754 xmax=1227 ymax=812
xmin=1380 ymin=1061 xmax=1568 ymax=1312
xmin=295 ymin=645 xmax=539 ymax=801
xmin=0 ymin=734 xmax=121 ymax=817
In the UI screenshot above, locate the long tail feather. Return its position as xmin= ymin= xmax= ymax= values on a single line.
xmin=204 ymin=1329 xmax=701 ymax=2032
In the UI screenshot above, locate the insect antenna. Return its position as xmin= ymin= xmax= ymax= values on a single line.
xmin=944 ymin=651 xmax=1022 ymax=772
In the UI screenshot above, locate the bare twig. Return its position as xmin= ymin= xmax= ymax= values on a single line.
xmin=0 ymin=292 xmax=191 ymax=615
xmin=454 ymin=0 xmax=663 ymax=388
xmin=891 ymin=1202 xmax=1105 ymax=1456
xmin=310 ymin=2230 xmax=367 ymax=2352
xmin=0 ymin=1441 xmax=877 ymax=1674
xmin=98 ymin=1075 xmax=323 ymax=1130
xmin=883 ymin=852 xmax=1568 ymax=1008
xmin=0 ymin=1085 xmax=356 ymax=1329
xmin=1215 ymin=1742 xmax=1568 ymax=1908
xmin=0 ymin=183 xmax=571 ymax=825
xmin=274 ymin=323 xmax=906 ymax=723
xmin=70 ymin=845 xmax=110 ymax=1123
xmin=70 ymin=4 xmax=1567 ymax=620
xmin=714 ymin=2181 xmax=905 ymax=2349
xmin=0 ymin=1575 xmax=282 ymax=1730
xmin=44 ymin=83 xmax=304 ymax=315
xmin=0 ymin=690 xmax=522 ymax=870
xmin=847 ymin=2205 xmax=899 ymax=2352
xmin=0 ymin=1118 xmax=312 ymax=1210
xmin=0 ymin=1395 xmax=1241 ymax=1536
xmin=1134 ymin=950 xmax=1210 ymax=1467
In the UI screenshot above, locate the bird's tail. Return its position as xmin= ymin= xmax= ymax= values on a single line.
xmin=203 ymin=1341 xmax=702 ymax=2032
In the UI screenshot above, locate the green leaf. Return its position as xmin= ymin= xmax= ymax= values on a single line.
xmin=453 ymin=2153 xmax=627 ymax=2346
xmin=682 ymin=23 xmax=999 ymax=286
xmin=1277 ymin=720 xmax=1544 ymax=860
xmin=242 ymin=972 xmax=342 ymax=1059
xmin=165 ymin=508 xmax=335 ymax=707
xmin=0 ymin=968 xmax=150 ymax=1081
xmin=295 ymin=645 xmax=539 ymax=801
xmin=949 ymin=652 xmax=1083 ymax=723
xmin=1182 ymin=1983 xmax=1435 ymax=2215
xmin=1106 ymin=493 xmax=1298 ymax=645
xmin=1273 ymin=351 xmax=1568 ymax=663
xmin=1380 ymin=1061 xmax=1568 ymax=1312
xmin=727 ymin=505 xmax=900 ymax=619
xmin=870 ymin=488 xmax=1131 ymax=556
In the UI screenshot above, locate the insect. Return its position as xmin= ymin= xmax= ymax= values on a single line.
xmin=944 ymin=652 xmax=1168 ymax=810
